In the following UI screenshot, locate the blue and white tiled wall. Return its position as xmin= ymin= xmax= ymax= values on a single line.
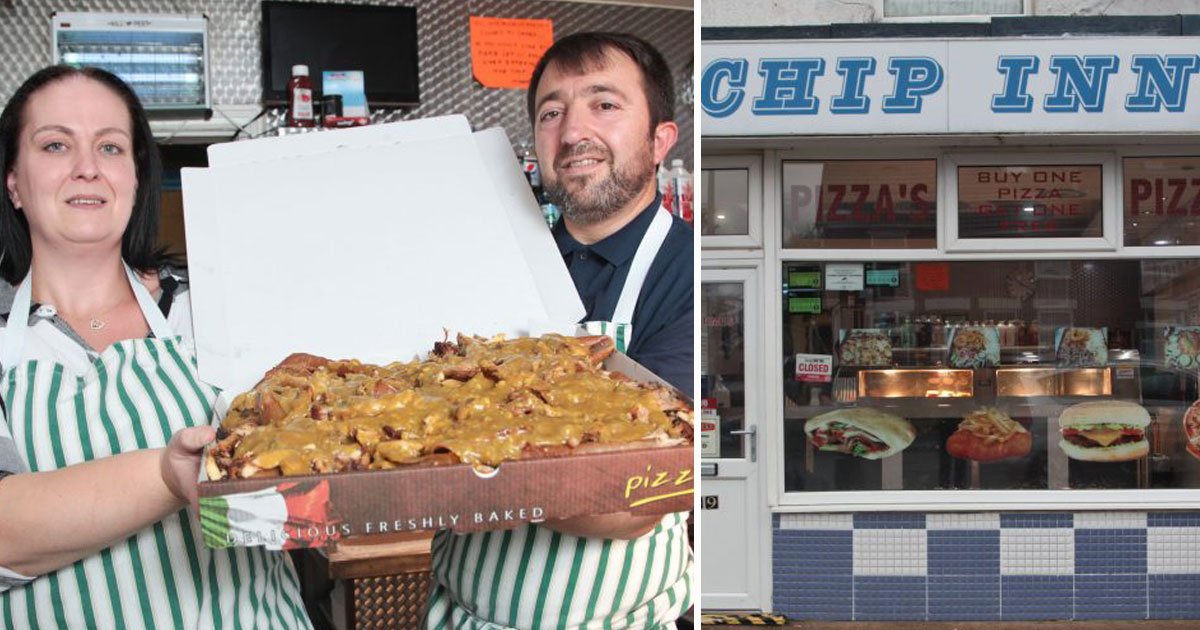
xmin=773 ymin=512 xmax=1200 ymax=621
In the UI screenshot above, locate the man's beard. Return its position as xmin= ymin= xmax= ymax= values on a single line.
xmin=544 ymin=140 xmax=655 ymax=226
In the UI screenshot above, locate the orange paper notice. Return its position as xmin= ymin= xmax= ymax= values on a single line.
xmin=470 ymin=16 xmax=554 ymax=89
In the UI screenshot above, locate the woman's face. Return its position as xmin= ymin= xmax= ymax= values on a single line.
xmin=4 ymin=76 xmax=137 ymax=256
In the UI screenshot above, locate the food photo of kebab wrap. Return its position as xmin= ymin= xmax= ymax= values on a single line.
xmin=805 ymin=407 xmax=916 ymax=460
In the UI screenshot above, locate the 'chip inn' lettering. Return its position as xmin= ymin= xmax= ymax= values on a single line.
xmin=703 ymin=54 xmax=1198 ymax=117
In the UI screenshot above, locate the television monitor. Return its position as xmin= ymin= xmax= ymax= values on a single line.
xmin=51 ymin=12 xmax=212 ymax=116
xmin=261 ymin=1 xmax=420 ymax=107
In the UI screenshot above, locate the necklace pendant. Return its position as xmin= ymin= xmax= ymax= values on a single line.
xmin=89 ymin=318 xmax=105 ymax=331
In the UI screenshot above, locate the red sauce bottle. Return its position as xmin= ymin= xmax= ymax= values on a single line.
xmin=287 ymin=64 xmax=315 ymax=128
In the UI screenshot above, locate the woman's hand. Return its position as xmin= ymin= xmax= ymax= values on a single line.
xmin=159 ymin=425 xmax=216 ymax=511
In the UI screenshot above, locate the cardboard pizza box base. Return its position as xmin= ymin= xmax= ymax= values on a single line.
xmin=197 ymin=352 xmax=694 ymax=550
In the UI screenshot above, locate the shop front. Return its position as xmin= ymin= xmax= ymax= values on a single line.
xmin=701 ymin=25 xmax=1200 ymax=622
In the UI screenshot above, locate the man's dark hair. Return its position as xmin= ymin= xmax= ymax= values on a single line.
xmin=527 ymin=32 xmax=675 ymax=132
xmin=0 ymin=65 xmax=166 ymax=284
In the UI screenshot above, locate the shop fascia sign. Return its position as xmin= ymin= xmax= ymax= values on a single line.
xmin=702 ymin=37 xmax=1200 ymax=135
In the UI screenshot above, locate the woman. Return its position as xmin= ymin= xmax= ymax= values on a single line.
xmin=0 ymin=66 xmax=310 ymax=628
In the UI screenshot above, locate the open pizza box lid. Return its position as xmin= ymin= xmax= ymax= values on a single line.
xmin=182 ymin=116 xmax=693 ymax=549
xmin=181 ymin=115 xmax=584 ymax=397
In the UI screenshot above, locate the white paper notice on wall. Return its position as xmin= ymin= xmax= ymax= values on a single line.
xmin=701 ymin=399 xmax=721 ymax=458
xmin=826 ymin=263 xmax=865 ymax=291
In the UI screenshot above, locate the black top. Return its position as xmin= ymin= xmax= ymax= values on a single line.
xmin=552 ymin=194 xmax=694 ymax=396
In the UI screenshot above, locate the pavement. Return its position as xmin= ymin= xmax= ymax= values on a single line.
xmin=702 ymin=622 xmax=1200 ymax=629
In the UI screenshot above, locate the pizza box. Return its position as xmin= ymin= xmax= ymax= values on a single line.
xmin=181 ymin=116 xmax=584 ymax=396
xmin=196 ymin=350 xmax=694 ymax=550
xmin=182 ymin=117 xmax=694 ymax=549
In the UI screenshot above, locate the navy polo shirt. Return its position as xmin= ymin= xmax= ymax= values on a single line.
xmin=552 ymin=194 xmax=694 ymax=396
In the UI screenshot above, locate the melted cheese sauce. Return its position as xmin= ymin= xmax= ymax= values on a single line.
xmin=219 ymin=335 xmax=685 ymax=474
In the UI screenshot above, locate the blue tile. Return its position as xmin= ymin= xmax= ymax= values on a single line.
xmin=1075 ymin=529 xmax=1147 ymax=575
xmin=1148 ymin=512 xmax=1200 ymax=527
xmin=854 ymin=512 xmax=926 ymax=529
xmin=1000 ymin=513 xmax=1073 ymax=528
xmin=774 ymin=575 xmax=853 ymax=620
xmin=928 ymin=576 xmax=1000 ymax=620
xmin=1074 ymin=574 xmax=1147 ymax=619
xmin=1001 ymin=576 xmax=1073 ymax=621
xmin=773 ymin=530 xmax=853 ymax=576
xmin=854 ymin=576 xmax=926 ymax=620
xmin=928 ymin=530 xmax=1000 ymax=576
xmin=1149 ymin=574 xmax=1200 ymax=619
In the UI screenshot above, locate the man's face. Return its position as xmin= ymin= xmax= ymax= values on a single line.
xmin=533 ymin=50 xmax=661 ymax=225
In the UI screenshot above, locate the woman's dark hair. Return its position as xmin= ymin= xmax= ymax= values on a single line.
xmin=526 ymin=32 xmax=676 ymax=133
xmin=0 ymin=65 xmax=166 ymax=284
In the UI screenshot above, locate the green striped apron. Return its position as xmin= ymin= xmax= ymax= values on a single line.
xmin=425 ymin=513 xmax=692 ymax=629
xmin=0 ymin=266 xmax=311 ymax=630
xmin=424 ymin=207 xmax=690 ymax=629
xmin=579 ymin=205 xmax=673 ymax=354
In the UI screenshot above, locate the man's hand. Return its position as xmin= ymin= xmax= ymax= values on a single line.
xmin=160 ymin=425 xmax=216 ymax=512
xmin=543 ymin=512 xmax=662 ymax=539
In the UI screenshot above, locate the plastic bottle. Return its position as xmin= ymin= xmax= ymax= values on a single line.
xmin=658 ymin=162 xmax=673 ymax=214
xmin=516 ymin=141 xmax=542 ymax=194
xmin=287 ymin=64 xmax=315 ymax=128
xmin=669 ymin=159 xmax=693 ymax=224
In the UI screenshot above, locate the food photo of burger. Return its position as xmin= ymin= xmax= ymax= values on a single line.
xmin=1057 ymin=400 xmax=1150 ymax=462
xmin=805 ymin=407 xmax=916 ymax=460
xmin=946 ymin=407 xmax=1032 ymax=462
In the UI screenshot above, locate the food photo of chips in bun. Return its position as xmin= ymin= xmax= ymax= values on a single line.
xmin=1057 ymin=400 xmax=1150 ymax=462
xmin=805 ymin=407 xmax=916 ymax=460
xmin=946 ymin=407 xmax=1032 ymax=462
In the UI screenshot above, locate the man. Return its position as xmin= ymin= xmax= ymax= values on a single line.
xmin=424 ymin=32 xmax=693 ymax=629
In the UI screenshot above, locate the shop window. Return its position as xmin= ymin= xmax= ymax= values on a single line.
xmin=781 ymin=259 xmax=1200 ymax=495
xmin=1123 ymin=156 xmax=1200 ymax=247
xmin=781 ymin=159 xmax=937 ymax=249
xmin=945 ymin=153 xmax=1117 ymax=252
xmin=702 ymin=155 xmax=761 ymax=248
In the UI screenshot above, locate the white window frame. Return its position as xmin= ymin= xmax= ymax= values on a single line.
xmin=701 ymin=154 xmax=763 ymax=250
xmin=777 ymin=147 xmax=943 ymax=260
xmin=943 ymin=151 xmax=1119 ymax=253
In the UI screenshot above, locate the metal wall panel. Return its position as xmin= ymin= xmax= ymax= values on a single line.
xmin=0 ymin=0 xmax=693 ymax=163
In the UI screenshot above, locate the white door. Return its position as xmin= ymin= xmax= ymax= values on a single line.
xmin=700 ymin=265 xmax=767 ymax=612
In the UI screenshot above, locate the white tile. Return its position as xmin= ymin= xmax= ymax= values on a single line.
xmin=926 ymin=513 xmax=1000 ymax=530
xmin=1073 ymin=512 xmax=1146 ymax=529
xmin=779 ymin=513 xmax=854 ymax=530
xmin=1148 ymin=527 xmax=1200 ymax=575
xmin=1000 ymin=528 xmax=1074 ymax=576
xmin=853 ymin=529 xmax=927 ymax=576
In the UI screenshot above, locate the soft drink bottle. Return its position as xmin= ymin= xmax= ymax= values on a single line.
xmin=516 ymin=141 xmax=542 ymax=195
xmin=659 ymin=162 xmax=675 ymax=214
xmin=669 ymin=159 xmax=693 ymax=224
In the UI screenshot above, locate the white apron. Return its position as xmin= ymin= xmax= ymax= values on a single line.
xmin=424 ymin=207 xmax=692 ymax=629
xmin=580 ymin=206 xmax=672 ymax=353
xmin=0 ymin=266 xmax=310 ymax=630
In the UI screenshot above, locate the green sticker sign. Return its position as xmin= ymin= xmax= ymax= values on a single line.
xmin=789 ymin=271 xmax=821 ymax=288
xmin=788 ymin=297 xmax=822 ymax=314
xmin=866 ymin=269 xmax=900 ymax=287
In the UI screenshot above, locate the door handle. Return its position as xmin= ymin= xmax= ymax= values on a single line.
xmin=729 ymin=425 xmax=757 ymax=462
